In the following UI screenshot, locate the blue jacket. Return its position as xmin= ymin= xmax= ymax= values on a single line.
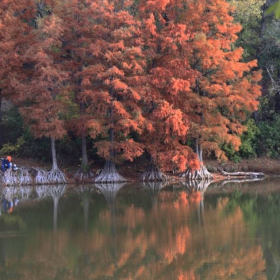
xmin=1 ymin=158 xmax=11 ymax=172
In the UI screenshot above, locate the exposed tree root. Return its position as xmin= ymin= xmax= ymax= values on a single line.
xmin=0 ymin=168 xmax=33 ymax=186
xmin=140 ymin=162 xmax=168 ymax=182
xmin=47 ymin=168 xmax=67 ymax=184
xmin=74 ymin=166 xmax=95 ymax=182
xmin=217 ymin=167 xmax=265 ymax=178
xmin=180 ymin=165 xmax=213 ymax=180
xmin=18 ymin=168 xmax=33 ymax=185
xmin=94 ymin=161 xmax=126 ymax=183
xmin=32 ymin=168 xmax=50 ymax=184
xmin=2 ymin=169 xmax=20 ymax=185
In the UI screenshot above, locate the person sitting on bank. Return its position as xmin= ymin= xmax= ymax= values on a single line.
xmin=1 ymin=156 xmax=12 ymax=172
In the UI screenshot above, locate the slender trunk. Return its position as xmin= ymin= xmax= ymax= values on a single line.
xmin=198 ymin=143 xmax=203 ymax=162
xmin=195 ymin=139 xmax=203 ymax=162
xmin=195 ymin=138 xmax=199 ymax=155
xmin=81 ymin=132 xmax=88 ymax=166
xmin=0 ymin=90 xmax=3 ymax=148
xmin=109 ymin=84 xmax=114 ymax=160
xmin=51 ymin=137 xmax=58 ymax=170
xmin=109 ymin=127 xmax=114 ymax=159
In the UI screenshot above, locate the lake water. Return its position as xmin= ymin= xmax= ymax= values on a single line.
xmin=1 ymin=178 xmax=280 ymax=280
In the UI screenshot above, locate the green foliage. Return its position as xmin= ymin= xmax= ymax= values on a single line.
xmin=0 ymin=136 xmax=25 ymax=155
xmin=221 ymin=142 xmax=242 ymax=163
xmin=265 ymin=0 xmax=280 ymax=19
xmin=228 ymin=0 xmax=265 ymax=60
xmin=56 ymin=90 xmax=79 ymax=121
xmin=256 ymin=114 xmax=280 ymax=157
xmin=221 ymin=119 xmax=259 ymax=162
xmin=239 ymin=119 xmax=260 ymax=158
xmin=1 ymin=106 xmax=24 ymax=144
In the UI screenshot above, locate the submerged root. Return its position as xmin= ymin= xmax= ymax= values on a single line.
xmin=76 ymin=184 xmax=94 ymax=194
xmin=140 ymin=163 xmax=168 ymax=182
xmin=35 ymin=185 xmax=49 ymax=199
xmin=141 ymin=181 xmax=166 ymax=204
xmin=180 ymin=165 xmax=213 ymax=180
xmin=181 ymin=180 xmax=212 ymax=192
xmin=2 ymin=186 xmax=18 ymax=201
xmin=94 ymin=161 xmax=126 ymax=183
xmin=141 ymin=181 xmax=166 ymax=194
xmin=47 ymin=169 xmax=67 ymax=184
xmin=94 ymin=182 xmax=125 ymax=205
xmin=47 ymin=184 xmax=67 ymax=198
xmin=18 ymin=186 xmax=33 ymax=200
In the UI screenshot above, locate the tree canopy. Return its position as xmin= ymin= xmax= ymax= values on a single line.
xmin=0 ymin=0 xmax=264 ymax=180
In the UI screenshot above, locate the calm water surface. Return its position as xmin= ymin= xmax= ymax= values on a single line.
xmin=1 ymin=179 xmax=280 ymax=279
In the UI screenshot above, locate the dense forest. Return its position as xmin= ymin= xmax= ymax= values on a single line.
xmin=1 ymin=0 xmax=280 ymax=183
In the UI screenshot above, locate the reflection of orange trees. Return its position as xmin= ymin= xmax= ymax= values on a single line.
xmin=87 ymin=192 xmax=266 ymax=280
xmin=1 ymin=192 xmax=267 ymax=280
xmin=178 ymin=270 xmax=197 ymax=280
xmin=173 ymin=191 xmax=203 ymax=208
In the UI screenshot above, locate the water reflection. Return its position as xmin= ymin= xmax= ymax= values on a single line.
xmin=141 ymin=181 xmax=166 ymax=205
xmin=35 ymin=185 xmax=49 ymax=200
xmin=1 ymin=186 xmax=19 ymax=214
xmin=95 ymin=183 xmax=125 ymax=267
xmin=76 ymin=185 xmax=94 ymax=231
xmin=0 ymin=180 xmax=278 ymax=279
xmin=48 ymin=184 xmax=66 ymax=231
xmin=18 ymin=186 xmax=32 ymax=201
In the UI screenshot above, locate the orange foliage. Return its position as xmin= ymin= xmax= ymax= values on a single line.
xmin=2 ymin=0 xmax=262 ymax=170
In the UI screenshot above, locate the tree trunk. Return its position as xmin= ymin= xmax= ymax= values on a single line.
xmin=74 ymin=132 xmax=94 ymax=181
xmin=81 ymin=132 xmax=88 ymax=166
xmin=94 ymin=160 xmax=126 ymax=183
xmin=182 ymin=143 xmax=213 ymax=180
xmin=47 ymin=138 xmax=66 ymax=183
xmin=217 ymin=167 xmax=265 ymax=178
xmin=141 ymin=160 xmax=168 ymax=182
xmin=0 ymin=91 xmax=3 ymax=148
xmin=180 ymin=164 xmax=213 ymax=180
xmin=51 ymin=137 xmax=58 ymax=171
